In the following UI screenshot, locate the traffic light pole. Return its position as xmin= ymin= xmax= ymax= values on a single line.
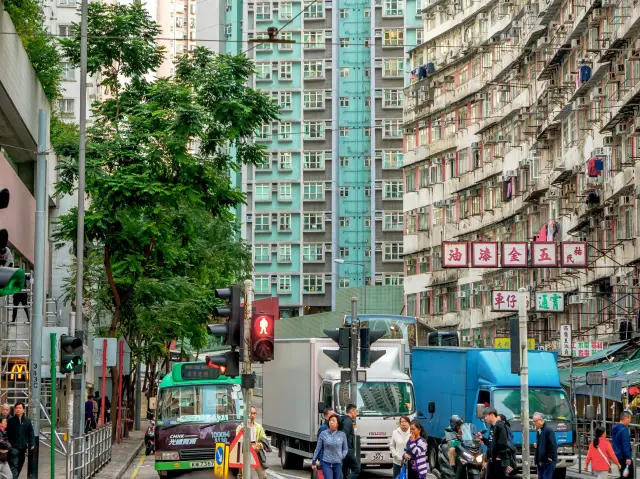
xmin=518 ymin=288 xmax=530 ymax=479
xmin=350 ymin=297 xmax=358 ymax=406
xmin=66 ymin=312 xmax=75 ymax=479
xmin=242 ymin=279 xmax=252 ymax=479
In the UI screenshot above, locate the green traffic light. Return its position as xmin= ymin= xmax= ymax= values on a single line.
xmin=0 ymin=268 xmax=25 ymax=296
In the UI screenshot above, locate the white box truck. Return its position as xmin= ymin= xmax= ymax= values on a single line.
xmin=262 ymin=338 xmax=415 ymax=469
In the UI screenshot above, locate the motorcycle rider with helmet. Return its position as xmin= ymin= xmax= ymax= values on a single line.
xmin=445 ymin=415 xmax=466 ymax=479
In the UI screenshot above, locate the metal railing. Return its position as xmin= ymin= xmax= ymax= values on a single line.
xmin=66 ymin=425 xmax=112 ymax=479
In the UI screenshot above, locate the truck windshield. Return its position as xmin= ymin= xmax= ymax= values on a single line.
xmin=493 ymin=389 xmax=572 ymax=421
xmin=334 ymin=382 xmax=415 ymax=417
xmin=157 ymin=384 xmax=244 ymax=425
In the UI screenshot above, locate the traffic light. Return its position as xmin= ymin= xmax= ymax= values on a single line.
xmin=0 ymin=188 xmax=25 ymax=297
xmin=360 ymin=328 xmax=386 ymax=368
xmin=59 ymin=334 xmax=83 ymax=374
xmin=324 ymin=328 xmax=351 ymax=368
xmin=206 ymin=285 xmax=243 ymax=378
xmin=251 ymin=313 xmax=275 ymax=362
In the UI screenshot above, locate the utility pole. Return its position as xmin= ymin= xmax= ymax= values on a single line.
xmin=66 ymin=312 xmax=75 ymax=479
xmin=518 ymin=288 xmax=530 ymax=479
xmin=74 ymin=0 xmax=89 ymax=442
xmin=134 ymin=361 xmax=142 ymax=430
xmin=350 ymin=297 xmax=358 ymax=405
xmin=29 ymin=108 xmax=47 ymax=478
xmin=242 ymin=279 xmax=253 ymax=479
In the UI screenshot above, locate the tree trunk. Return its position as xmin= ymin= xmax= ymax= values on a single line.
xmin=110 ymin=366 xmax=119 ymax=440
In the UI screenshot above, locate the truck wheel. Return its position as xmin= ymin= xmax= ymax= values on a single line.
xmin=280 ymin=440 xmax=304 ymax=470
xmin=428 ymin=443 xmax=438 ymax=472
xmin=552 ymin=469 xmax=567 ymax=479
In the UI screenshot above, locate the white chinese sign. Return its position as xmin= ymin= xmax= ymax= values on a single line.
xmin=560 ymin=325 xmax=572 ymax=357
xmin=501 ymin=242 xmax=528 ymax=267
xmin=531 ymin=242 xmax=558 ymax=267
xmin=561 ymin=242 xmax=588 ymax=267
xmin=535 ymin=292 xmax=565 ymax=312
xmin=491 ymin=291 xmax=530 ymax=312
xmin=442 ymin=242 xmax=469 ymax=268
xmin=471 ymin=242 xmax=499 ymax=268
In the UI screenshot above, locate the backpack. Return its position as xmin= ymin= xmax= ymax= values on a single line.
xmin=504 ymin=424 xmax=517 ymax=455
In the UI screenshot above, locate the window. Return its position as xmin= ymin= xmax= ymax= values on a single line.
xmin=303 ymin=31 xmax=324 ymax=48
xmin=279 ymin=32 xmax=293 ymax=50
xmin=340 ymin=97 xmax=350 ymax=107
xmin=279 ymin=122 xmax=292 ymax=140
xmin=225 ymin=24 xmax=232 ymax=38
xmin=339 ymin=278 xmax=351 ymax=288
xmin=339 ymin=187 xmax=349 ymax=197
xmin=255 ymin=276 xmax=270 ymax=294
xmin=364 ymin=186 xmax=371 ymax=196
xmin=417 ymin=29 xmax=424 ymax=45
xmin=340 ymin=38 xmax=350 ymax=48
xmin=256 ymin=3 xmax=271 ymax=19
xmin=303 ymin=274 xmax=325 ymax=293
xmin=278 ymin=214 xmax=292 ymax=231
xmin=304 ymin=213 xmax=324 ymax=231
xmin=256 ymin=123 xmax=270 ymax=139
xmin=279 ymin=2 xmax=293 ymax=18
xmin=304 ymin=151 xmax=324 ymax=169
xmin=61 ymin=62 xmax=75 ymax=81
xmin=340 ymin=127 xmax=350 ymax=137
xmin=383 ymin=89 xmax=404 ymax=108
xmin=340 ymin=157 xmax=350 ymax=167
xmin=384 ymin=181 xmax=403 ymax=198
xmin=383 ymin=29 xmax=404 ymax=46
xmin=339 ymin=8 xmax=349 ymax=18
xmin=340 ymin=67 xmax=350 ymax=78
xmin=255 ymin=183 xmax=271 ymax=202
xmin=304 ymin=121 xmax=325 ymax=139
xmin=384 ymin=212 xmax=404 ymax=230
xmin=304 ymin=60 xmax=325 ymax=79
xmin=304 ymin=91 xmax=324 ymax=109
xmin=303 ymin=0 xmax=324 ymax=18
xmin=383 ymin=120 xmax=403 ymax=138
xmin=255 ymin=214 xmax=271 ymax=231
xmin=384 ymin=243 xmax=403 ymax=260
xmin=279 ymin=183 xmax=292 ymax=201
xmin=58 ymin=25 xmax=72 ymax=37
xmin=279 ymin=62 xmax=293 ymax=80
xmin=365 ymin=156 xmax=371 ymax=167
xmin=304 ymin=244 xmax=324 ymax=261
xmin=383 ymin=151 xmax=403 ymax=169
xmin=385 ymin=274 xmax=404 ymax=286
xmin=304 ymin=182 xmax=324 ymax=200
xmin=383 ymin=0 xmax=404 ymax=15
xmin=339 ymin=247 xmax=350 ymax=258
xmin=254 ymin=245 xmax=271 ymax=262
xmin=339 ymin=217 xmax=350 ymax=227
xmin=57 ymin=0 xmax=76 ymax=5
xmin=365 ymin=97 xmax=371 ymax=107
xmin=278 ymin=275 xmax=292 ymax=293
xmin=256 ymin=62 xmax=271 ymax=79
xmin=279 ymin=244 xmax=292 ymax=262
xmin=383 ymin=59 xmax=402 ymax=77
xmin=279 ymin=152 xmax=292 ymax=170
xmin=364 ymin=7 xmax=371 ymax=16
xmin=57 ymin=99 xmax=74 ymax=115
xmin=364 ymin=217 xmax=371 ymax=227
xmin=279 ymin=91 xmax=292 ymax=109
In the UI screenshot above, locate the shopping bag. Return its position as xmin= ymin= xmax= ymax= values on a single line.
xmin=312 ymin=468 xmax=324 ymax=479
xmin=397 ymin=463 xmax=408 ymax=479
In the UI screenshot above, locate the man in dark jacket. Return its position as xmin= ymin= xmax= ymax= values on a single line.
xmin=533 ymin=412 xmax=557 ymax=479
xmin=612 ymin=411 xmax=633 ymax=479
xmin=6 ymin=402 xmax=34 ymax=479
xmin=481 ymin=407 xmax=512 ymax=479
xmin=340 ymin=404 xmax=360 ymax=479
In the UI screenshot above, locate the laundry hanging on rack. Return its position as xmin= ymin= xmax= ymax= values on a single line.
xmin=586 ymin=189 xmax=600 ymax=205
xmin=546 ymin=220 xmax=559 ymax=241
xmin=580 ymin=64 xmax=592 ymax=83
xmin=587 ymin=157 xmax=603 ymax=177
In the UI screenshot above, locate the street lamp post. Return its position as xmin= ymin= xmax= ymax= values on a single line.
xmin=334 ymin=259 xmax=367 ymax=313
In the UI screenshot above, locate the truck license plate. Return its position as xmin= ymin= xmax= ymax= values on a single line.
xmin=367 ymin=452 xmax=387 ymax=462
xmin=190 ymin=461 xmax=214 ymax=468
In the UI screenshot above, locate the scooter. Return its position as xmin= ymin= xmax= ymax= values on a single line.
xmin=145 ymin=413 xmax=155 ymax=456
xmin=436 ymin=424 xmax=484 ymax=479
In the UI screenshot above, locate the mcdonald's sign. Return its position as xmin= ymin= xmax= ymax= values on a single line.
xmin=9 ymin=363 xmax=28 ymax=381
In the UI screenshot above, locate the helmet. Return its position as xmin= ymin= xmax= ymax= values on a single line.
xmin=449 ymin=415 xmax=464 ymax=429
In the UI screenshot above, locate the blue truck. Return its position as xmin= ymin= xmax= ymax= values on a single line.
xmin=412 ymin=347 xmax=576 ymax=479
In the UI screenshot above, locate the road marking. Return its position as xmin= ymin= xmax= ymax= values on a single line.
xmin=129 ymin=453 xmax=147 ymax=479
xmin=268 ymin=470 xmax=308 ymax=479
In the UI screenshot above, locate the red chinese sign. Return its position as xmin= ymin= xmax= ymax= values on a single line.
xmin=501 ymin=242 xmax=528 ymax=267
xmin=471 ymin=242 xmax=499 ymax=268
xmin=491 ymin=290 xmax=530 ymax=312
xmin=531 ymin=242 xmax=558 ymax=267
xmin=560 ymin=242 xmax=588 ymax=267
xmin=442 ymin=242 xmax=469 ymax=268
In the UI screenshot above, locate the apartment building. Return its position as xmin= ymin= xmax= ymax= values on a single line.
xmin=201 ymin=0 xmax=419 ymax=316
xmin=403 ymin=0 xmax=640 ymax=348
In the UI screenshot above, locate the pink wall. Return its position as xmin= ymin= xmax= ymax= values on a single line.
xmin=0 ymin=154 xmax=35 ymax=264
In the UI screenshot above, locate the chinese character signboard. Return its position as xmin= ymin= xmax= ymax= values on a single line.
xmin=573 ymin=341 xmax=605 ymax=357
xmin=491 ymin=291 xmax=529 ymax=312
xmin=495 ymin=337 xmax=536 ymax=350
xmin=561 ymin=242 xmax=588 ymax=267
xmin=501 ymin=242 xmax=528 ymax=267
xmin=532 ymin=242 xmax=558 ymax=267
xmin=535 ymin=292 xmax=565 ymax=312
xmin=559 ymin=325 xmax=572 ymax=356
xmin=442 ymin=242 xmax=469 ymax=268
xmin=471 ymin=242 xmax=499 ymax=267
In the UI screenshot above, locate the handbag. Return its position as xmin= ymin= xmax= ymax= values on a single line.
xmin=596 ymin=446 xmax=612 ymax=473
xmin=312 ymin=468 xmax=324 ymax=479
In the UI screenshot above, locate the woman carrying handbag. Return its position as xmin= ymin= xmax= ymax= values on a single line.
xmin=586 ymin=427 xmax=621 ymax=479
xmin=403 ymin=420 xmax=429 ymax=479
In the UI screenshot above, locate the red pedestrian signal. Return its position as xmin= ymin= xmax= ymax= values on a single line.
xmin=251 ymin=313 xmax=275 ymax=362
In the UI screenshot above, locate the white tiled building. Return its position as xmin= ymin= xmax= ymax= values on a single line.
xmin=402 ymin=0 xmax=640 ymax=348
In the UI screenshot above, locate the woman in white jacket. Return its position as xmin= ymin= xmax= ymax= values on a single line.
xmin=390 ymin=416 xmax=411 ymax=479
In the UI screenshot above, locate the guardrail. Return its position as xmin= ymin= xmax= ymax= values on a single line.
xmin=66 ymin=425 xmax=112 ymax=479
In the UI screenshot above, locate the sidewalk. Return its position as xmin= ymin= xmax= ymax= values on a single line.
xmin=566 ymin=456 xmax=638 ymax=479
xmin=21 ymin=428 xmax=144 ymax=479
